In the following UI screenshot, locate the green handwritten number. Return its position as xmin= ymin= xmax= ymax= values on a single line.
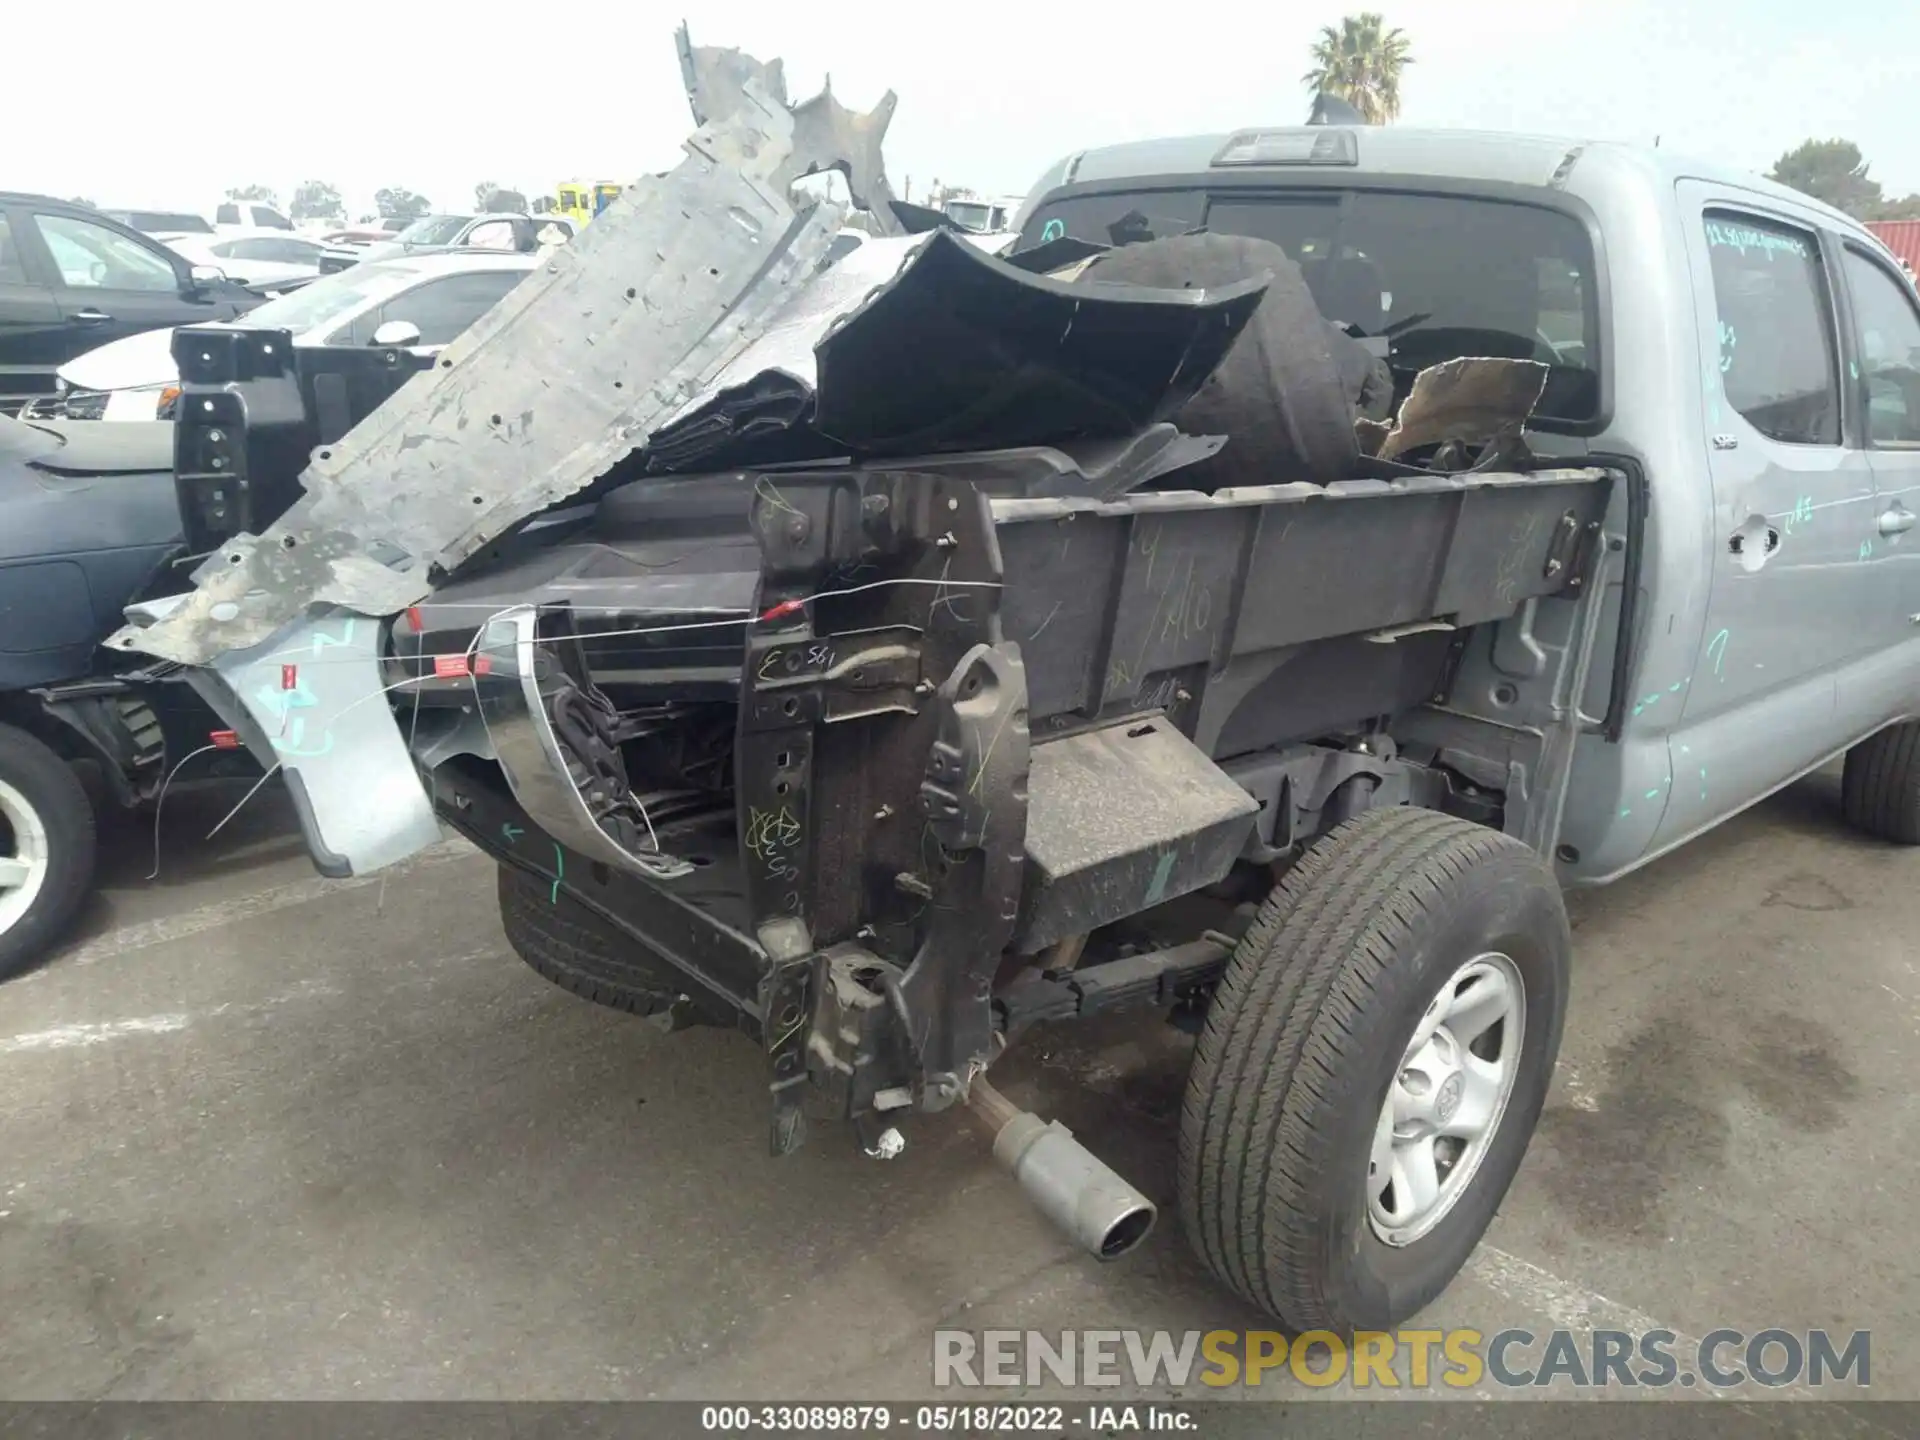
xmin=1705 ymin=628 xmax=1730 ymax=679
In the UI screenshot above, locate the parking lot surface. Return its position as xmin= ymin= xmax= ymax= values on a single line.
xmin=1 ymin=767 xmax=1913 ymax=1410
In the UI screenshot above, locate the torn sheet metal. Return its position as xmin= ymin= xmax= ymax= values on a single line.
xmin=677 ymin=22 xmax=902 ymax=234
xmin=124 ymin=592 xmax=446 ymax=878
xmin=1371 ymin=357 xmax=1550 ymax=461
xmin=109 ymin=78 xmax=846 ymax=669
xmin=473 ymin=607 xmax=695 ymax=882
xmin=646 ymin=231 xmax=1269 ymax=472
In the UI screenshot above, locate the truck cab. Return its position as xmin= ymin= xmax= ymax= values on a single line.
xmin=1013 ymin=127 xmax=1920 ymax=884
xmin=554 ymin=182 xmax=624 ymax=231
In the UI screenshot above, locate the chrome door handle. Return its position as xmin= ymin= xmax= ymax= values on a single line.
xmin=70 ymin=309 xmax=112 ymax=324
xmin=1877 ymin=509 xmax=1916 ymax=536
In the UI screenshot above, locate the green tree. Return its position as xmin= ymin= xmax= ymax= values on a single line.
xmin=374 ymin=187 xmax=431 ymax=221
xmin=1303 ymin=13 xmax=1414 ymax=124
xmin=1767 ymin=139 xmax=1882 ymax=218
xmin=289 ymin=180 xmax=345 ymax=223
xmin=1872 ymin=193 xmax=1920 ymax=221
xmin=225 ymin=183 xmax=280 ymax=207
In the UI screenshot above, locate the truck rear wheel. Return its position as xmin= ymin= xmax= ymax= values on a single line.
xmin=496 ymin=863 xmax=711 ymax=1026
xmin=0 ymin=722 xmax=97 ymax=982
xmin=1840 ymin=722 xmax=1920 ymax=844
xmin=1178 ymin=806 xmax=1569 ymax=1332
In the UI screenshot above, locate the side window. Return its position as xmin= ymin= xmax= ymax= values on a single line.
xmin=31 ymin=214 xmax=179 ymax=292
xmin=1842 ymin=249 xmax=1920 ymax=445
xmin=255 ymin=208 xmax=294 ymax=231
xmin=1702 ymin=212 xmax=1840 ymax=446
xmin=463 ymin=219 xmax=516 ymax=251
xmin=344 ymin=271 xmax=523 ymax=346
xmin=228 ymin=237 xmax=319 ymax=264
xmin=0 ymin=216 xmax=26 ymax=285
xmin=216 ymin=203 xmax=241 ymax=225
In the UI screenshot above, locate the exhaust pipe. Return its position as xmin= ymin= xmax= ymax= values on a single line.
xmin=967 ymin=1076 xmax=1157 ymax=1261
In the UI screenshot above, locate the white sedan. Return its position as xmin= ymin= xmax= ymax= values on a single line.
xmin=32 ymin=251 xmax=537 ymax=422
xmin=161 ymin=229 xmax=330 ymax=291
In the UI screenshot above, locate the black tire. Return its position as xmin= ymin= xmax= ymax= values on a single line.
xmin=1841 ymin=722 xmax=1920 ymax=843
xmin=0 ymin=722 xmax=97 ymax=982
xmin=496 ymin=863 xmax=709 ymax=1024
xmin=1178 ymin=807 xmax=1569 ymax=1332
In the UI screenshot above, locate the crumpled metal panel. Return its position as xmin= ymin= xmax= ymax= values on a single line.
xmin=677 ymin=22 xmax=902 ymax=233
xmin=644 ymin=231 xmax=1269 ymax=473
xmin=108 ymin=79 xmax=846 ymax=669
xmin=117 ymin=590 xmax=446 ymax=879
xmin=472 ymin=607 xmax=695 ymax=882
xmin=808 ymin=233 xmax=1265 ymax=454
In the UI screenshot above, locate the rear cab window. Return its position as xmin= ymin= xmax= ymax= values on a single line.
xmin=0 ymin=216 xmax=26 ymax=285
xmin=1018 ymin=185 xmax=1601 ymax=426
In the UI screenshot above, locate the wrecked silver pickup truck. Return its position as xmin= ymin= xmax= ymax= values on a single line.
xmin=118 ymin=47 xmax=1920 ymax=1333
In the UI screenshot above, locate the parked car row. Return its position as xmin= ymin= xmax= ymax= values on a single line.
xmin=156 ymin=230 xmax=330 ymax=292
xmin=103 ymin=199 xmax=297 ymax=236
xmin=1 ymin=193 xmax=264 ymax=415
xmin=317 ymin=212 xmax=577 ymax=273
xmin=23 ymin=251 xmax=538 ymax=422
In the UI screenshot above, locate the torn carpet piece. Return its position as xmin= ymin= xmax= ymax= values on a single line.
xmin=1375 ymin=357 xmax=1551 ymax=462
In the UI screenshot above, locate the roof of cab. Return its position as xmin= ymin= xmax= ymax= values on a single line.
xmin=1019 ymin=126 xmax=1866 ymax=236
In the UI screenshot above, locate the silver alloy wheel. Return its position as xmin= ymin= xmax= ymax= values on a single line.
xmin=0 ymin=777 xmax=51 ymax=937
xmin=1368 ymin=951 xmax=1526 ymax=1247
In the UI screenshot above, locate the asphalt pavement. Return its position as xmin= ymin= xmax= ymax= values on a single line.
xmin=0 ymin=766 xmax=1913 ymax=1418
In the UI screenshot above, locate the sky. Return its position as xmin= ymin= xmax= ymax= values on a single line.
xmin=11 ymin=0 xmax=1918 ymax=219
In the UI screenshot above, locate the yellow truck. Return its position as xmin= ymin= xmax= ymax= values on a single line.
xmin=554 ymin=181 xmax=623 ymax=229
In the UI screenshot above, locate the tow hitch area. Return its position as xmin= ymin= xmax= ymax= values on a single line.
xmin=117 ymin=22 xmax=1621 ymax=1332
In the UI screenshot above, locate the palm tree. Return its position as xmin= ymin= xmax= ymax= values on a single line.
xmin=1303 ymin=13 xmax=1414 ymax=125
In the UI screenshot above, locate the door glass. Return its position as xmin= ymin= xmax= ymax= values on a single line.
xmin=338 ymin=270 xmax=523 ymax=346
xmin=0 ymin=217 xmax=26 ymax=284
xmin=1701 ymin=213 xmax=1840 ymax=446
xmin=1842 ymin=250 xmax=1920 ymax=445
xmin=463 ymin=220 xmax=516 ymax=251
xmin=32 ymin=214 xmax=179 ymax=292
